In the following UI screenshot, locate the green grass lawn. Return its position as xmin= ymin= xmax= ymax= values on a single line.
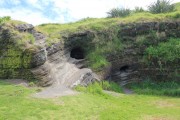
xmin=0 ymin=81 xmax=180 ymax=120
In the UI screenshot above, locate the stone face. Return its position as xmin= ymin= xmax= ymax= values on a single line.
xmin=46 ymin=42 xmax=63 ymax=56
xmin=118 ymin=21 xmax=180 ymax=38
xmin=31 ymin=49 xmax=47 ymax=68
xmin=64 ymin=31 xmax=95 ymax=48
xmin=0 ymin=21 xmax=179 ymax=87
xmin=33 ymin=32 xmax=46 ymax=41
xmin=16 ymin=24 xmax=34 ymax=32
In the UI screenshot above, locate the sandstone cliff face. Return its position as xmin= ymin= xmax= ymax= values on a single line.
xmin=0 ymin=23 xmax=98 ymax=87
xmin=0 ymin=20 xmax=179 ymax=86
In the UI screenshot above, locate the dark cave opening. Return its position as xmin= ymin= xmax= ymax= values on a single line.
xmin=120 ymin=65 xmax=129 ymax=72
xmin=70 ymin=47 xmax=85 ymax=59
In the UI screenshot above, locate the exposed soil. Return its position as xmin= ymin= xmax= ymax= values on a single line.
xmin=33 ymin=85 xmax=78 ymax=98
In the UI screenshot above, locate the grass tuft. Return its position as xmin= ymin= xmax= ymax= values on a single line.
xmin=128 ymin=79 xmax=180 ymax=97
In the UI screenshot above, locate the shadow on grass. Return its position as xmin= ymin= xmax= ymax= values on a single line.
xmin=127 ymin=80 xmax=180 ymax=97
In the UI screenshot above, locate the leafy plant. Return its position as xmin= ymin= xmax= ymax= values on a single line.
xmin=0 ymin=16 xmax=11 ymax=24
xmin=107 ymin=8 xmax=131 ymax=18
xmin=133 ymin=7 xmax=145 ymax=13
xmin=101 ymin=81 xmax=123 ymax=93
xmin=75 ymin=81 xmax=123 ymax=95
xmin=75 ymin=82 xmax=105 ymax=96
xmin=148 ymin=0 xmax=175 ymax=14
xmin=144 ymin=38 xmax=180 ymax=65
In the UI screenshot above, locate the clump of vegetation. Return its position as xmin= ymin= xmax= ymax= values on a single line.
xmin=128 ymin=79 xmax=180 ymax=97
xmin=148 ymin=0 xmax=175 ymax=14
xmin=107 ymin=8 xmax=131 ymax=18
xmin=133 ymin=7 xmax=145 ymax=13
xmin=75 ymin=81 xmax=122 ymax=95
xmin=0 ymin=16 xmax=11 ymax=24
xmin=75 ymin=82 xmax=106 ymax=97
xmin=101 ymin=81 xmax=123 ymax=93
xmin=144 ymin=38 xmax=180 ymax=65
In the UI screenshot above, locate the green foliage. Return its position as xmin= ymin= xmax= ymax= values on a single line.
xmin=75 ymin=81 xmax=122 ymax=95
xmin=28 ymin=82 xmax=36 ymax=87
xmin=166 ymin=11 xmax=180 ymax=18
xmin=101 ymin=81 xmax=123 ymax=93
xmin=133 ymin=7 xmax=145 ymax=13
xmin=128 ymin=79 xmax=180 ymax=97
xmin=75 ymin=82 xmax=105 ymax=96
xmin=107 ymin=8 xmax=131 ymax=18
xmin=87 ymin=52 xmax=109 ymax=70
xmin=144 ymin=38 xmax=180 ymax=64
xmin=0 ymin=16 xmax=11 ymax=24
xmin=86 ymin=36 xmax=123 ymax=70
xmin=174 ymin=2 xmax=180 ymax=11
xmin=148 ymin=0 xmax=175 ymax=14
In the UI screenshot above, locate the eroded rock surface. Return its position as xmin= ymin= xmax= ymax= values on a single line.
xmin=0 ymin=20 xmax=180 ymax=87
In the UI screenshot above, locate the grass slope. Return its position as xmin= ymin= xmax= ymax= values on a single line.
xmin=0 ymin=81 xmax=179 ymax=120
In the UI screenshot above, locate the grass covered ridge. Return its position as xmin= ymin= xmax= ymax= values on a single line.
xmin=0 ymin=80 xmax=180 ymax=120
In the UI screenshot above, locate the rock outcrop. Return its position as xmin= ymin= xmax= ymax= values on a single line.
xmin=0 ymin=20 xmax=179 ymax=87
xmin=109 ymin=21 xmax=180 ymax=85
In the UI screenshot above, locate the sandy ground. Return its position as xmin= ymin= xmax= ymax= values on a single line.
xmin=33 ymin=85 xmax=78 ymax=98
xmin=0 ymin=79 xmax=78 ymax=98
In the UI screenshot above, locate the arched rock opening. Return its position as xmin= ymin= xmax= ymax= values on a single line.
xmin=70 ymin=47 xmax=85 ymax=59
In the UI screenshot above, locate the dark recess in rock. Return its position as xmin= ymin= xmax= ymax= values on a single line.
xmin=70 ymin=47 xmax=85 ymax=59
xmin=120 ymin=65 xmax=129 ymax=72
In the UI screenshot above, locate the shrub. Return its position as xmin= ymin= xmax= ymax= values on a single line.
xmin=133 ymin=7 xmax=145 ymax=13
xmin=75 ymin=82 xmax=104 ymax=95
xmin=0 ymin=16 xmax=11 ymax=24
xmin=75 ymin=81 xmax=123 ymax=95
xmin=101 ymin=81 xmax=123 ymax=93
xmin=144 ymin=38 xmax=180 ymax=65
xmin=107 ymin=8 xmax=131 ymax=18
xmin=148 ymin=0 xmax=175 ymax=14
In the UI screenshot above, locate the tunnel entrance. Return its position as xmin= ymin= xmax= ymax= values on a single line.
xmin=70 ymin=47 xmax=85 ymax=59
xmin=120 ymin=65 xmax=129 ymax=72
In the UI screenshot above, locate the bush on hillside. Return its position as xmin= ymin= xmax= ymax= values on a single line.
xmin=148 ymin=0 xmax=175 ymax=14
xmin=144 ymin=38 xmax=180 ymax=65
xmin=0 ymin=16 xmax=11 ymax=24
xmin=107 ymin=8 xmax=131 ymax=18
xmin=133 ymin=7 xmax=145 ymax=13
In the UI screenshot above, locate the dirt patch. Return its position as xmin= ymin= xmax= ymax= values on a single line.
xmin=33 ymin=85 xmax=79 ymax=98
xmin=153 ymin=100 xmax=175 ymax=108
xmin=143 ymin=115 xmax=174 ymax=120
